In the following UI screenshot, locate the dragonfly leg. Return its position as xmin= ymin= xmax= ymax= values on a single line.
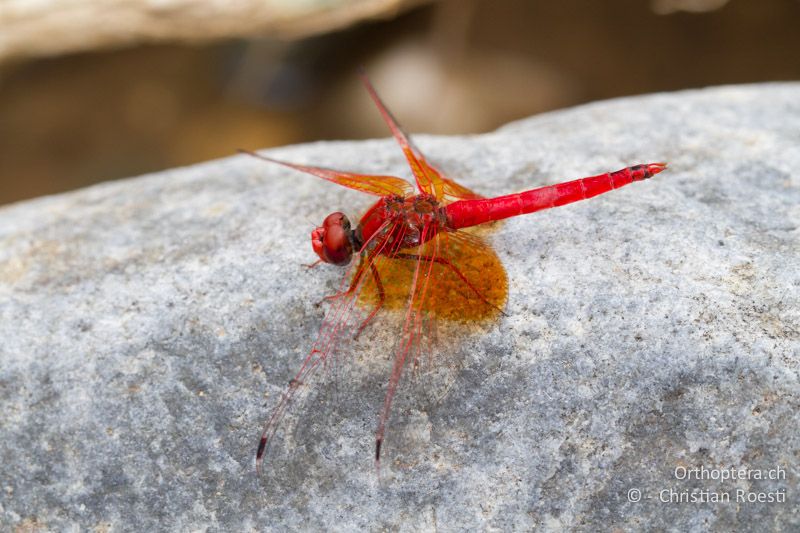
xmin=354 ymin=263 xmax=385 ymax=340
xmin=393 ymin=253 xmax=506 ymax=316
xmin=317 ymin=257 xmax=368 ymax=305
xmin=321 ymin=290 xmax=350 ymax=303
xmin=304 ymin=259 xmax=323 ymax=269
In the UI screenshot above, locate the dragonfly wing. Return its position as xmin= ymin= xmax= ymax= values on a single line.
xmin=361 ymin=229 xmax=508 ymax=322
xmin=419 ymin=159 xmax=485 ymax=204
xmin=374 ymin=219 xmax=441 ymax=465
xmin=256 ymin=261 xmax=361 ymax=474
xmin=373 ymin=223 xmax=508 ymax=465
xmin=425 ymin=229 xmax=508 ymax=319
xmin=357 ymin=75 xmax=485 ymax=203
xmin=358 ymin=73 xmax=441 ymax=197
xmin=256 ymin=221 xmax=406 ymax=474
xmin=241 ymin=149 xmax=414 ymax=197
xmin=256 ymin=214 xmax=410 ymax=473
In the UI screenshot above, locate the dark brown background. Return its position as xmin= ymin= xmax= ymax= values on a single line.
xmin=1 ymin=0 xmax=798 ymax=206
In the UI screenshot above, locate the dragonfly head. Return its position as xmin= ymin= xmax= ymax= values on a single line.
xmin=311 ymin=212 xmax=355 ymax=266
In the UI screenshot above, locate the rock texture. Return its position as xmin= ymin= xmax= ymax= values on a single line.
xmin=1 ymin=84 xmax=798 ymax=531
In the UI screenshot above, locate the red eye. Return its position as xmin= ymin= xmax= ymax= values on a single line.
xmin=311 ymin=212 xmax=354 ymax=266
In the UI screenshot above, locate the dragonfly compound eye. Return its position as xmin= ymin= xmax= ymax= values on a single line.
xmin=311 ymin=212 xmax=354 ymax=266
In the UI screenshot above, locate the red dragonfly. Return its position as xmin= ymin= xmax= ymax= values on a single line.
xmin=244 ymin=74 xmax=666 ymax=475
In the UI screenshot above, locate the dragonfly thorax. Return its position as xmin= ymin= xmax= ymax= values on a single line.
xmin=372 ymin=193 xmax=447 ymax=250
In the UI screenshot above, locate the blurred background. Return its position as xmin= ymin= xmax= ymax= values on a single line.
xmin=1 ymin=0 xmax=798 ymax=206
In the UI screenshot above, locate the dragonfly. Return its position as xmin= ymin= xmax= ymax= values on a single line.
xmin=244 ymin=73 xmax=666 ymax=475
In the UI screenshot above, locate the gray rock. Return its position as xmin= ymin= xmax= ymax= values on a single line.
xmin=1 ymin=83 xmax=798 ymax=531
